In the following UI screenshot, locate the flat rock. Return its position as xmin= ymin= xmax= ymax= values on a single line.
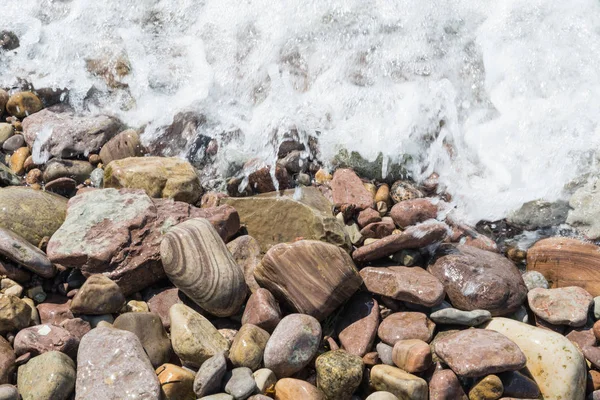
xmin=528 ymin=286 xmax=593 ymax=327
xmin=486 ymin=317 xmax=586 ymax=400
xmin=274 ymin=378 xmax=325 ymax=400
xmin=499 ymin=371 xmax=541 ymax=399
xmin=156 ymin=363 xmax=195 ymax=400
xmin=428 ymin=368 xmax=467 ymax=400
xmin=331 ymin=168 xmax=374 ymax=210
xmin=22 ymin=105 xmax=122 ymax=158
xmin=257 ymin=240 xmax=362 ymax=321
xmin=315 ymin=350 xmax=363 ymax=400
xmin=0 ymin=337 xmax=14 ymax=384
xmin=336 ymin=292 xmax=379 ymax=357
xmin=227 ymin=235 xmax=262 ymax=293
xmin=223 ymin=187 xmax=349 ymax=252
xmin=521 ymin=271 xmax=549 ymax=291
xmin=352 ymin=221 xmax=449 ymax=263
xmin=433 ymin=329 xmax=526 ymax=377
xmin=391 ymin=339 xmax=431 ymax=373
xmin=241 ymin=288 xmax=282 ymax=333
xmin=17 ymin=351 xmax=75 ymax=400
xmin=43 ymin=159 xmax=94 ymax=183
xmin=378 ymin=312 xmax=435 ymax=345
xmin=360 ymin=219 xmax=396 ymax=239
xmin=193 ymin=352 xmax=227 ymax=398
xmin=526 ymin=237 xmax=600 ymax=296
xmin=263 ymin=314 xmax=321 ymax=378
xmin=160 ymin=218 xmax=247 ymax=317
xmin=169 ymin=304 xmax=229 ymax=368
xmin=390 ymin=198 xmax=438 ymax=228
xmin=47 ymin=188 xmax=239 ymax=295
xmin=113 ymin=312 xmax=172 ymax=368
xmin=37 ymin=295 xmax=73 ymax=325
xmin=360 ymin=266 xmax=445 ymax=307
xmin=357 ymin=208 xmax=382 ymax=228
xmin=229 ymin=324 xmax=270 ymax=371
xmin=14 ymin=324 xmax=79 ymax=359
xmin=70 ymin=275 xmax=125 ymax=314
xmin=223 ymin=367 xmax=257 ymax=400
xmin=0 ymin=294 xmax=31 ymax=334
xmin=428 ymin=244 xmax=527 ymax=316
xmin=76 ymin=327 xmax=160 ymax=399
xmin=370 ymin=365 xmax=427 ymax=400
xmin=0 ymin=227 xmax=54 ymax=278
xmin=429 ymin=308 xmax=492 ymax=326
xmin=0 ymin=187 xmax=66 ymax=246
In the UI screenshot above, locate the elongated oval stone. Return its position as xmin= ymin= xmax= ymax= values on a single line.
xmin=160 ymin=218 xmax=247 ymax=317
xmin=0 ymin=227 xmax=55 ymax=278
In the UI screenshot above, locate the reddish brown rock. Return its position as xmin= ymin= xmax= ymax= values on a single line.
xmin=390 ymin=198 xmax=438 ymax=228
xmin=335 ymin=292 xmax=379 ymax=357
xmin=583 ymin=345 xmax=600 ymax=369
xmin=146 ymin=288 xmax=181 ymax=329
xmin=46 ymin=188 xmax=240 ymax=295
xmin=331 ymin=169 xmax=374 ymax=211
xmin=360 ymin=219 xmax=396 ymax=239
xmin=429 ymin=368 xmax=467 ymax=400
xmin=594 ymin=320 xmax=600 ymax=341
xmin=241 ymin=288 xmax=282 ymax=333
xmin=13 ymin=324 xmax=79 ymax=359
xmin=0 ymin=260 xmax=31 ymax=283
xmin=37 ymin=295 xmax=73 ymax=325
xmin=274 ymin=378 xmax=325 ymax=400
xmin=247 ymin=165 xmax=291 ymax=193
xmin=433 ymin=329 xmax=526 ymax=377
xmin=360 ymin=266 xmax=445 ymax=307
xmin=462 ymin=234 xmax=498 ymax=253
xmin=352 ymin=221 xmax=448 ymax=263
xmin=527 ymin=286 xmax=593 ymax=327
xmin=357 ymin=208 xmax=382 ymax=228
xmin=256 ymin=240 xmax=362 ymax=321
xmin=59 ymin=318 xmax=91 ymax=340
xmin=0 ymin=336 xmax=14 ymax=385
xmin=428 ymin=244 xmax=527 ymax=316
xmin=566 ymin=328 xmax=596 ymax=350
xmin=227 ymin=235 xmax=262 ymax=293
xmin=392 ymin=339 xmax=432 ymax=373
xmin=378 ymin=312 xmax=436 ymax=345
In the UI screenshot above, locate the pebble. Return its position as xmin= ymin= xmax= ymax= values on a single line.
xmin=330 ymin=168 xmax=374 ymax=210
xmin=433 ymin=329 xmax=526 ymax=377
xmin=273 ymin=378 xmax=325 ymax=400
xmin=169 ymin=304 xmax=229 ymax=368
xmin=0 ymin=336 xmax=15 ymax=384
xmin=365 ymin=392 xmax=398 ymax=400
xmin=17 ymin=351 xmax=75 ymax=400
xmin=44 ymin=177 xmax=78 ymax=197
xmin=370 ymin=365 xmax=427 ymax=400
xmin=595 ymin=296 xmax=600 ymax=320
xmin=357 ymin=208 xmax=382 ymax=228
xmin=378 ymin=312 xmax=436 ymax=345
xmin=160 ymin=218 xmax=247 ymax=317
xmin=5 ymin=92 xmax=43 ymax=118
xmin=36 ymin=295 xmax=72 ymax=325
xmin=0 ymin=227 xmax=55 ymax=278
xmin=124 ymin=299 xmax=149 ymax=313
xmin=0 ymin=385 xmax=18 ymax=400
xmin=391 ymin=339 xmax=431 ymax=373
xmin=89 ymin=168 xmax=104 ymax=187
xmin=582 ymin=345 xmax=600 ymax=369
xmin=156 ymin=363 xmax=195 ymax=400
xmin=429 ymin=308 xmax=492 ymax=326
xmin=13 ymin=324 xmax=79 ymax=359
xmin=566 ymin=327 xmax=596 ymax=350
xmin=390 ymin=198 xmax=438 ymax=228
xmin=336 ymin=292 xmax=380 ymax=357
xmin=199 ymin=394 xmax=234 ymax=400
xmin=428 ymin=368 xmax=467 ymax=400
xmin=223 ymin=367 xmax=257 ymax=399
xmin=527 ymin=286 xmax=593 ymax=327
xmin=99 ymin=129 xmax=145 ymax=164
xmin=498 ymin=371 xmax=541 ymax=399
xmin=194 ymin=351 xmax=227 ymax=398
xmin=376 ymin=343 xmax=394 ymax=365
xmin=360 ymin=266 xmax=445 ymax=307
xmin=9 ymin=147 xmax=28 ymax=175
xmin=70 ymin=274 xmax=126 ymax=315
xmin=241 ymin=288 xmax=282 ymax=333
xmin=390 ymin=181 xmax=423 ymax=203
xmin=521 ymin=271 xmax=549 ymax=291
xmin=146 ymin=287 xmax=180 ymax=329
xmin=76 ymin=327 xmax=161 ymax=399
xmin=0 ymin=294 xmax=31 ymax=334
xmin=227 ymin=235 xmax=262 ymax=293
xmin=42 ymin=159 xmax=94 ymax=183
xmin=468 ymin=375 xmax=503 ymax=400
xmin=253 ymin=369 xmax=276 ymax=394
xmin=0 ymin=124 xmax=14 ymax=146
xmin=59 ymin=318 xmax=91 ymax=340
xmin=113 ymin=312 xmax=172 ymax=367
xmin=263 ymin=314 xmax=322 ymax=378
xmin=360 ymin=219 xmax=396 ymax=239
xmin=229 ymin=324 xmax=270 ymax=371
xmin=315 ymin=350 xmax=363 ymax=400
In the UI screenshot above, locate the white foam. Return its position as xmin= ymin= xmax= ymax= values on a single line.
xmin=3 ymin=0 xmax=600 ymax=223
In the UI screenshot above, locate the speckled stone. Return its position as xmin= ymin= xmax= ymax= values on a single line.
xmin=315 ymin=350 xmax=363 ymax=400
xmin=229 ymin=324 xmax=270 ymax=371
xmin=156 ymin=363 xmax=195 ymax=400
xmin=13 ymin=324 xmax=79 ymax=360
xmin=370 ymin=365 xmax=427 ymax=400
xmin=429 ymin=308 xmax=492 ymax=326
xmin=274 ymin=378 xmax=325 ymax=400
xmin=377 ymin=312 xmax=436 ymax=345
xmin=194 ymin=352 xmax=227 ymax=398
xmin=527 ymin=286 xmax=593 ymax=327
xmin=468 ymin=375 xmax=503 ymax=400
xmin=17 ymin=351 xmax=75 ymax=400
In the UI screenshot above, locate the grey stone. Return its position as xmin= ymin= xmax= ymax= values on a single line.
xmin=223 ymin=367 xmax=257 ymax=399
xmin=377 ymin=343 xmax=394 ymax=366
xmin=508 ymin=200 xmax=570 ymax=230
xmin=43 ymin=159 xmax=94 ymax=184
xmin=0 ymin=385 xmax=18 ymax=400
xmin=522 ymin=271 xmax=549 ymax=291
xmin=17 ymin=351 xmax=75 ymax=400
xmin=594 ymin=296 xmax=600 ymax=320
xmin=2 ymin=135 xmax=24 ymax=152
xmin=0 ymin=227 xmax=55 ymax=278
xmin=194 ymin=352 xmax=227 ymax=398
xmin=89 ymin=168 xmax=103 ymax=188
xmin=199 ymin=395 xmax=234 ymax=400
xmin=429 ymin=308 xmax=492 ymax=326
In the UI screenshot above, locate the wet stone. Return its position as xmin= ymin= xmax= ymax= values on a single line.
xmin=156 ymin=363 xmax=195 ymax=400
xmin=378 ymin=312 xmax=436 ymax=345
xmin=229 ymin=324 xmax=270 ymax=371
xmin=429 ymin=308 xmax=492 ymax=326
xmin=336 ymin=292 xmax=379 ymax=357
xmin=391 ymin=339 xmax=432 ymax=374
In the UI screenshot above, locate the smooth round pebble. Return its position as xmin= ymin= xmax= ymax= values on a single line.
xmin=223 ymin=367 xmax=257 ymax=400
xmin=194 ymin=352 xmax=227 ymax=398
xmin=365 ymin=392 xmax=399 ymax=400
xmin=522 ymin=271 xmax=549 ymax=291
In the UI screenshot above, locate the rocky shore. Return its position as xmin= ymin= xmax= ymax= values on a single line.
xmin=2 ymin=53 xmax=600 ymax=400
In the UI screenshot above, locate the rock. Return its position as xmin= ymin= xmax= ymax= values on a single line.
xmin=0 ymin=294 xmax=31 ymax=333
xmin=241 ymin=289 xmax=282 ymax=333
xmin=582 ymin=345 xmax=600 ymax=369
xmin=377 ymin=312 xmax=435 ymax=345
xmin=433 ymin=329 xmax=526 ymax=377
xmin=70 ymin=275 xmax=125 ymax=314
xmin=526 ymin=237 xmax=600 ymax=296
xmin=365 ymin=392 xmax=398 ymax=400
xmin=89 ymin=168 xmax=103 ymax=187
xmin=499 ymin=371 xmax=541 ymax=399
xmin=2 ymin=135 xmax=24 ymax=152
xmin=42 ymin=159 xmax=94 ymax=183
xmin=47 ymin=188 xmax=239 ymax=295
xmin=521 ymin=271 xmax=549 ymax=291
xmin=390 ymin=181 xmax=423 ymax=203
xmin=13 ymin=324 xmax=79 ymax=359
xmin=486 ymin=317 xmax=586 ymax=399
xmin=156 ymin=363 xmax=195 ymax=400
xmin=227 ymin=235 xmax=262 ymax=293
xmin=76 ymin=327 xmax=161 ymax=399
xmin=360 ymin=219 xmax=396 ymax=239
xmin=104 ymin=156 xmax=202 ymax=204
xmin=17 ymin=351 xmax=75 ymax=400
xmin=9 ymin=147 xmax=29 ymax=175
xmin=223 ymin=187 xmax=349 ymax=252
xmin=428 ymin=244 xmax=527 ymax=316
xmin=527 ymin=286 xmax=592 ymax=327
xmin=357 ymin=208 xmax=382 ymax=228
xmin=468 ymin=375 xmax=503 ymax=400
xmin=0 ymin=164 xmax=20 ymax=187
xmin=429 ymin=368 xmax=467 ymax=400
xmin=0 ymin=261 xmax=30 ymax=284
xmin=314 ymin=350 xmax=362 ymax=400
xmin=566 ymin=178 xmax=600 ymax=239
xmin=161 ymin=218 xmax=247 ymax=317
xmin=352 ymin=221 xmax=449 ymax=263
xmin=566 ymin=327 xmax=596 ymax=351
xmin=146 ymin=288 xmax=181 ymax=329
xmin=99 ymin=129 xmax=145 ymax=164
xmin=21 ymin=105 xmax=122 ymax=159
xmin=59 ymin=318 xmax=91 ymax=340
xmin=0 ymin=187 xmax=66 ymax=246
xmin=81 ymin=314 xmax=113 ymax=328
xmin=390 ymin=198 xmax=438 ymax=228
xmin=223 ymin=367 xmax=257 ymax=399
xmin=6 ymin=92 xmax=43 ymax=118
xmin=360 ymin=266 xmax=445 ymax=307
xmin=125 ymin=299 xmax=149 ymax=313
xmin=257 ymin=240 xmax=361 ymax=321
xmin=45 ymin=177 xmax=78 ymax=197
xmin=245 ymin=164 xmax=291 ymax=194
xmin=0 ymin=385 xmax=18 ymax=400
xmin=193 ymin=352 xmax=227 ymax=398
xmin=0 ymin=337 xmax=14 ymax=384
xmin=0 ymin=90 xmax=8 ymax=114
xmin=200 ymin=395 xmax=234 ymax=400
xmin=274 ymin=378 xmax=325 ymax=400
xmin=113 ymin=312 xmax=172 ymax=368
xmin=253 ymin=369 xmax=276 ymax=394
xmin=229 ymin=324 xmax=270 ymax=371
xmin=263 ymin=314 xmax=321 ymax=378
xmin=329 ymin=168 xmax=374 ymax=210
xmin=377 ymin=343 xmax=394 ymax=365
xmin=391 ymin=339 xmax=431 ymax=374
xmin=169 ymin=304 xmax=229 ymax=368
xmin=429 ymin=308 xmax=492 ymax=326
xmin=0 ymin=227 xmax=54 ymax=278
xmin=370 ymin=365 xmax=427 ymax=400
xmin=336 ymin=292 xmax=379 ymax=357
xmin=0 ymin=124 xmax=14 ymax=146
xmin=508 ymin=200 xmax=570 ymax=230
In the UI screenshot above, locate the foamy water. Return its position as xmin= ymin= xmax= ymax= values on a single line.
xmin=3 ymin=0 xmax=600 ymax=223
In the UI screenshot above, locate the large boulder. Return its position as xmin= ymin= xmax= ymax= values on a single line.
xmin=223 ymin=187 xmax=349 ymax=252
xmin=47 ymin=188 xmax=239 ymax=295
